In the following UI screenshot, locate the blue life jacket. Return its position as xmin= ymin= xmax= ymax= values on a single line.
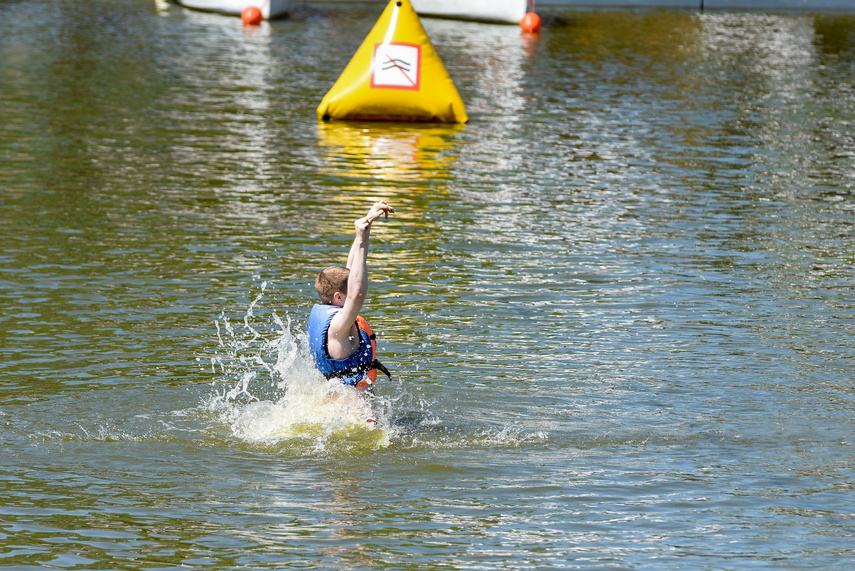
xmin=308 ymin=304 xmax=389 ymax=387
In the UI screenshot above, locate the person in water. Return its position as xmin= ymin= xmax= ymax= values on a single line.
xmin=308 ymin=200 xmax=394 ymax=391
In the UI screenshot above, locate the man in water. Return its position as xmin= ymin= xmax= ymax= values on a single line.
xmin=308 ymin=200 xmax=395 ymax=391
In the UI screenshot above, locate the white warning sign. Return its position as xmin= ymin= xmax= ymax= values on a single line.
xmin=371 ymin=42 xmax=421 ymax=91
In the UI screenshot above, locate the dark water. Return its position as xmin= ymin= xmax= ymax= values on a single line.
xmin=2 ymin=0 xmax=855 ymax=568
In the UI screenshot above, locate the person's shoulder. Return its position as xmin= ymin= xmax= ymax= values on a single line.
xmin=311 ymin=304 xmax=340 ymax=315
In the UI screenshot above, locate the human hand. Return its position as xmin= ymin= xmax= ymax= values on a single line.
xmin=356 ymin=200 xmax=395 ymax=232
xmin=366 ymin=200 xmax=395 ymax=223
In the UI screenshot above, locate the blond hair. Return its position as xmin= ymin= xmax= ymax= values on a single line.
xmin=315 ymin=266 xmax=349 ymax=304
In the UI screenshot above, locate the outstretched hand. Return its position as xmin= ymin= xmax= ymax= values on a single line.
xmin=356 ymin=200 xmax=395 ymax=232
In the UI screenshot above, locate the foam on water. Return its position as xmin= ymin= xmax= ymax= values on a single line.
xmin=203 ymin=283 xmax=393 ymax=451
xmin=200 ymin=283 xmax=549 ymax=453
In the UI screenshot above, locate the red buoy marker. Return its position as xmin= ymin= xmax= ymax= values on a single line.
xmin=520 ymin=12 xmax=542 ymax=34
xmin=241 ymin=6 xmax=263 ymax=25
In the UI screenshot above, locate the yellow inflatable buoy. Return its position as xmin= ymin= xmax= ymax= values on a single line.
xmin=317 ymin=0 xmax=468 ymax=123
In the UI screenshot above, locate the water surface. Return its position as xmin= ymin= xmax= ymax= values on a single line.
xmin=1 ymin=1 xmax=854 ymax=568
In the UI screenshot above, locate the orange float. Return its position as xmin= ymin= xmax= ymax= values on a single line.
xmin=519 ymin=12 xmax=542 ymax=34
xmin=241 ymin=6 xmax=263 ymax=25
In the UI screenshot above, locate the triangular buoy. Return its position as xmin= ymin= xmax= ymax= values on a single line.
xmin=317 ymin=0 xmax=468 ymax=123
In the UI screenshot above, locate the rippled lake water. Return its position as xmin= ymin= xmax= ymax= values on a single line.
xmin=2 ymin=0 xmax=854 ymax=568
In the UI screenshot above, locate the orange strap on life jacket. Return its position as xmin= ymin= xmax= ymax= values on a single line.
xmin=324 ymin=314 xmax=391 ymax=388
xmin=355 ymin=315 xmax=378 ymax=386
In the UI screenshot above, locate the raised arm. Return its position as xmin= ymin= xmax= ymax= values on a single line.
xmin=327 ymin=201 xmax=394 ymax=359
xmin=346 ymin=200 xmax=394 ymax=270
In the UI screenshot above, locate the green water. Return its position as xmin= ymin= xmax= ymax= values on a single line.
xmin=2 ymin=1 xmax=854 ymax=569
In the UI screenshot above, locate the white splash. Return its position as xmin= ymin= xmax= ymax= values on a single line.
xmin=204 ymin=283 xmax=391 ymax=451
xmin=201 ymin=283 xmax=549 ymax=453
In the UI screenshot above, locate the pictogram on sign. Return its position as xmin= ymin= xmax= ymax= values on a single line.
xmin=371 ymin=42 xmax=421 ymax=91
